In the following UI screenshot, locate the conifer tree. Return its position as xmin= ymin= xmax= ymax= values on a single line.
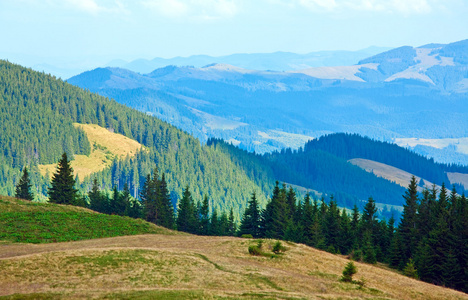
xmin=89 ymin=178 xmax=108 ymax=213
xmin=399 ymin=176 xmax=419 ymax=264
xmin=228 ymin=207 xmax=237 ymax=236
xmin=238 ymin=191 xmax=261 ymax=237
xmin=176 ymin=186 xmax=197 ymax=233
xmin=15 ymin=167 xmax=34 ymax=201
xmin=158 ymin=173 xmax=175 ymax=229
xmin=199 ymin=194 xmax=210 ymax=235
xmin=48 ymin=153 xmax=78 ymax=205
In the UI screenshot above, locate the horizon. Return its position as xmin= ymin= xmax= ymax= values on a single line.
xmin=1 ymin=0 xmax=467 ymax=76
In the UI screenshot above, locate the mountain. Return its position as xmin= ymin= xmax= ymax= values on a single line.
xmin=0 ymin=59 xmax=269 ymax=219
xmin=69 ymin=39 xmax=468 ymax=164
xmin=107 ymin=47 xmax=391 ymax=74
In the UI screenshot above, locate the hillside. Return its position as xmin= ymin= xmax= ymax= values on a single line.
xmin=39 ymin=123 xmax=144 ymax=179
xmin=1 ymin=234 xmax=466 ymax=299
xmin=0 ymin=195 xmax=176 ymax=244
xmin=0 ymin=59 xmax=269 ymax=218
xmin=68 ymin=39 xmax=468 ymax=163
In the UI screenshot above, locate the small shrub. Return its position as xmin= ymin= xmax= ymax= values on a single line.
xmin=356 ymin=277 xmax=366 ymax=289
xmin=272 ymin=241 xmax=286 ymax=254
xmin=349 ymin=249 xmax=363 ymax=262
xmin=248 ymin=245 xmax=262 ymax=256
xmin=241 ymin=234 xmax=253 ymax=239
xmin=340 ymin=261 xmax=357 ymax=282
xmin=326 ymin=245 xmax=336 ymax=254
xmin=256 ymin=239 xmax=263 ymax=249
xmin=403 ymin=258 xmax=419 ymax=279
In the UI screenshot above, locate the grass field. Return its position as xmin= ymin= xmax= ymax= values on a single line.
xmin=39 ymin=123 xmax=144 ymax=179
xmin=0 ymin=196 xmax=176 ymax=244
xmin=1 ymin=195 xmax=467 ymax=299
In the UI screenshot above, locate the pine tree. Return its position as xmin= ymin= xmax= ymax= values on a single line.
xmin=199 ymin=194 xmax=210 ymax=235
xmin=88 ymin=178 xmax=108 ymax=213
xmin=48 ymin=153 xmax=78 ymax=205
xmin=228 ymin=207 xmax=237 ymax=236
xmin=15 ymin=167 xmax=34 ymax=201
xmin=238 ymin=191 xmax=262 ymax=237
xmin=399 ymin=176 xmax=419 ymax=264
xmin=158 ymin=173 xmax=175 ymax=229
xmin=177 ymin=186 xmax=197 ymax=233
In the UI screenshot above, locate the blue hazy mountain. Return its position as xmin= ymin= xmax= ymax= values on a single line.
xmin=69 ymin=40 xmax=468 ymax=163
xmin=106 ymin=47 xmax=391 ymax=74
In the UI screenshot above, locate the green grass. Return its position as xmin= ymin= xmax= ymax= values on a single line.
xmin=0 ymin=196 xmax=174 ymax=244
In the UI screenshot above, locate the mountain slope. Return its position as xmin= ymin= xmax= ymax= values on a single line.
xmin=0 ymin=60 xmax=269 ymax=218
xmin=68 ymin=39 xmax=468 ymax=163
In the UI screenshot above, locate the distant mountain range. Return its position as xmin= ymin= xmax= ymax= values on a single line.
xmin=68 ymin=39 xmax=468 ymax=164
xmin=106 ymin=47 xmax=391 ymax=74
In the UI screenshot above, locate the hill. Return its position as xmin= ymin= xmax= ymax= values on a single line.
xmin=68 ymin=39 xmax=468 ymax=163
xmin=39 ymin=123 xmax=144 ymax=179
xmin=0 ymin=59 xmax=268 ymax=218
xmin=0 ymin=195 xmax=176 ymax=244
xmin=1 ymin=234 xmax=466 ymax=299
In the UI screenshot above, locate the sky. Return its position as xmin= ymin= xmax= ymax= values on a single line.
xmin=1 ymin=0 xmax=467 ymax=73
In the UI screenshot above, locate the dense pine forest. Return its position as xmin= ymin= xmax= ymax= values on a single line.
xmin=0 ymin=59 xmax=267 ymax=218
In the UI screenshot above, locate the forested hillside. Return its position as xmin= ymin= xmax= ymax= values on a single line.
xmin=210 ymin=139 xmax=406 ymax=211
xmin=303 ymin=133 xmax=468 ymax=188
xmin=0 ymin=60 xmax=268 ymax=217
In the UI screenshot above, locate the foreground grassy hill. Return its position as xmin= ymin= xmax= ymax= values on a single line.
xmin=0 ymin=195 xmax=176 ymax=244
xmin=0 ymin=196 xmax=466 ymax=299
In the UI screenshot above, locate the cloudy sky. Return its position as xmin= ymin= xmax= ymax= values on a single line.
xmin=1 ymin=0 xmax=467 ymax=68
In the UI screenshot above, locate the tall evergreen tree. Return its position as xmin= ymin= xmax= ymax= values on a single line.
xmin=158 ymin=173 xmax=175 ymax=229
xmin=89 ymin=178 xmax=108 ymax=213
xmin=399 ymin=176 xmax=419 ymax=263
xmin=238 ymin=191 xmax=262 ymax=237
xmin=15 ymin=167 xmax=34 ymax=201
xmin=176 ymin=185 xmax=197 ymax=233
xmin=48 ymin=153 xmax=79 ymax=205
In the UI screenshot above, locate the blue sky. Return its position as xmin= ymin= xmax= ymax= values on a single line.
xmin=1 ymin=0 xmax=467 ymax=69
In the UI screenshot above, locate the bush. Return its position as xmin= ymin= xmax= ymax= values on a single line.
xmin=340 ymin=261 xmax=357 ymax=282
xmin=349 ymin=249 xmax=363 ymax=262
xmin=403 ymin=258 xmax=419 ymax=279
xmin=272 ymin=241 xmax=286 ymax=254
xmin=248 ymin=245 xmax=262 ymax=256
xmin=241 ymin=234 xmax=253 ymax=239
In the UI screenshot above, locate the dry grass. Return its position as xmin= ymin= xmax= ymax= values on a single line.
xmin=39 ymin=123 xmax=143 ymax=179
xmin=349 ymin=158 xmax=440 ymax=191
xmin=1 ymin=235 xmax=466 ymax=299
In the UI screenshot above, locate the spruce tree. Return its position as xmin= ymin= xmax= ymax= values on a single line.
xmin=48 ymin=153 xmax=78 ymax=205
xmin=89 ymin=178 xmax=108 ymax=213
xmin=199 ymin=194 xmax=210 ymax=235
xmin=159 ymin=173 xmax=175 ymax=229
xmin=177 ymin=186 xmax=197 ymax=233
xmin=238 ymin=191 xmax=262 ymax=237
xmin=399 ymin=176 xmax=419 ymax=264
xmin=15 ymin=167 xmax=34 ymax=201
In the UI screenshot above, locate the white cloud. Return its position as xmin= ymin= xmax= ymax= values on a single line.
xmin=291 ymin=0 xmax=437 ymax=14
xmin=64 ymin=0 xmax=129 ymax=15
xmin=298 ymin=0 xmax=337 ymax=11
xmin=141 ymin=0 xmax=239 ymax=21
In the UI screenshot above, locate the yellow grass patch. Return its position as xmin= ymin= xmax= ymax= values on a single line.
xmin=0 ymin=235 xmax=466 ymax=299
xmin=38 ymin=123 xmax=143 ymax=180
xmin=349 ymin=158 xmax=441 ymax=192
